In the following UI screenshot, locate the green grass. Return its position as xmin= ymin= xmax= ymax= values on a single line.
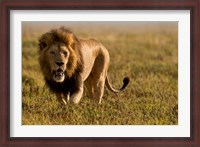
xmin=22 ymin=22 xmax=178 ymax=125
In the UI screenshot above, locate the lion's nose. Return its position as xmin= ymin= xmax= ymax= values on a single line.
xmin=56 ymin=62 xmax=64 ymax=66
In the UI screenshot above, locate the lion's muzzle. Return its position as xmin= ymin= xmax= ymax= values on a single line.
xmin=53 ymin=69 xmax=65 ymax=83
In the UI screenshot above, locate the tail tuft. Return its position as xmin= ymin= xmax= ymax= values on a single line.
xmin=120 ymin=77 xmax=130 ymax=90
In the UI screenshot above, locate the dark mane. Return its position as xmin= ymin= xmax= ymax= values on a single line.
xmin=45 ymin=63 xmax=83 ymax=95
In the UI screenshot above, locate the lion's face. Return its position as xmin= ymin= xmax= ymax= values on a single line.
xmin=39 ymin=27 xmax=82 ymax=85
xmin=46 ymin=42 xmax=70 ymax=83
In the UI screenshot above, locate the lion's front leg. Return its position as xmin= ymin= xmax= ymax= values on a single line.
xmin=56 ymin=93 xmax=67 ymax=105
xmin=69 ymin=83 xmax=84 ymax=104
xmin=64 ymin=93 xmax=70 ymax=102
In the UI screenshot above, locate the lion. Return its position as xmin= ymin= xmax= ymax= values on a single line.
xmin=38 ymin=26 xmax=129 ymax=104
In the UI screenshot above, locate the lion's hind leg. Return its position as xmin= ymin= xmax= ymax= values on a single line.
xmin=93 ymin=77 xmax=106 ymax=104
xmin=85 ymin=76 xmax=94 ymax=99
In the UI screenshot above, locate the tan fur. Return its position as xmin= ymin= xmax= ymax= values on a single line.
xmin=38 ymin=27 xmax=129 ymax=104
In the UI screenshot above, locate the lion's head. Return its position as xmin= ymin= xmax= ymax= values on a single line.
xmin=38 ymin=27 xmax=82 ymax=85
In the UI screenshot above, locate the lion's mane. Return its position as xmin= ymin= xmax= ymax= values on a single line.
xmin=38 ymin=27 xmax=83 ymax=94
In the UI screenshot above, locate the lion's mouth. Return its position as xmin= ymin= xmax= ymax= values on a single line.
xmin=53 ymin=69 xmax=65 ymax=83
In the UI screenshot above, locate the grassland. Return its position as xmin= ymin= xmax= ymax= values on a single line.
xmin=22 ymin=22 xmax=178 ymax=125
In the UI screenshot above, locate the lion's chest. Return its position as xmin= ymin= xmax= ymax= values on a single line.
xmin=45 ymin=74 xmax=81 ymax=95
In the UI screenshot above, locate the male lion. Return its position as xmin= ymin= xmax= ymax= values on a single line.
xmin=38 ymin=26 xmax=129 ymax=104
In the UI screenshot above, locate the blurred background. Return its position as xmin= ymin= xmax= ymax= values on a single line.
xmin=22 ymin=21 xmax=178 ymax=125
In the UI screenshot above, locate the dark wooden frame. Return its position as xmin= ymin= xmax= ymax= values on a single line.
xmin=0 ymin=0 xmax=199 ymax=146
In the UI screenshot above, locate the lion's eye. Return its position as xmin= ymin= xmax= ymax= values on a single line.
xmin=63 ymin=51 xmax=68 ymax=56
xmin=50 ymin=51 xmax=55 ymax=55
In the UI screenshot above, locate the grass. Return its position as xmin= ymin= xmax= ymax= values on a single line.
xmin=22 ymin=22 xmax=178 ymax=125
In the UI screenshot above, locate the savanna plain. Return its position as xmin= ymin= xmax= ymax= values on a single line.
xmin=22 ymin=22 xmax=178 ymax=125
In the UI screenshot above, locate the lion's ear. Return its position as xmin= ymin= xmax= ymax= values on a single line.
xmin=66 ymin=33 xmax=74 ymax=47
xmin=39 ymin=40 xmax=47 ymax=50
xmin=66 ymin=33 xmax=80 ymax=51
xmin=39 ymin=32 xmax=53 ymax=50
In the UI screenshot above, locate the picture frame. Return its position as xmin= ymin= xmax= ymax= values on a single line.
xmin=0 ymin=0 xmax=199 ymax=146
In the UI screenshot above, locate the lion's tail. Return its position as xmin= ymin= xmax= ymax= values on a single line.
xmin=105 ymin=76 xmax=129 ymax=93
